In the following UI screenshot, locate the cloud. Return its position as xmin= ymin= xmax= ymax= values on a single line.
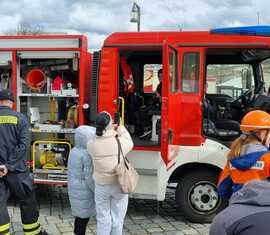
xmin=68 ymin=3 xmax=129 ymax=34
xmin=0 ymin=0 xmax=269 ymax=49
xmin=0 ymin=14 xmax=21 ymax=33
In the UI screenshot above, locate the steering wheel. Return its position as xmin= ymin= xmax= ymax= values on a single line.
xmin=229 ymin=89 xmax=254 ymax=107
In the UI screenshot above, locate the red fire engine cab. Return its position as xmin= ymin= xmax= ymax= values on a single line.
xmin=89 ymin=26 xmax=270 ymax=222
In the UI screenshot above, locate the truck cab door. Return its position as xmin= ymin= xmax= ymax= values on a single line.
xmin=178 ymin=47 xmax=205 ymax=145
xmin=161 ymin=44 xmax=205 ymax=168
xmin=161 ymin=43 xmax=180 ymax=168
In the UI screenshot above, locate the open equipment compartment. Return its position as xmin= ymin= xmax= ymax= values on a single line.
xmin=0 ymin=35 xmax=91 ymax=185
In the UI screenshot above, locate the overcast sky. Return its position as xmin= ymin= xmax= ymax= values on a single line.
xmin=0 ymin=0 xmax=269 ymax=50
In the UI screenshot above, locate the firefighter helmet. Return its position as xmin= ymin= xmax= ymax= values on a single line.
xmin=240 ymin=110 xmax=270 ymax=132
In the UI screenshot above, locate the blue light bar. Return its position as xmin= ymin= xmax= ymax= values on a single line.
xmin=210 ymin=26 xmax=270 ymax=36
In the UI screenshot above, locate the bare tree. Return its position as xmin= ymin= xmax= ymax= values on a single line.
xmin=4 ymin=23 xmax=44 ymax=35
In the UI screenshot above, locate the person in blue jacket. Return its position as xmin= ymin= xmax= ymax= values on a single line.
xmin=68 ymin=125 xmax=96 ymax=235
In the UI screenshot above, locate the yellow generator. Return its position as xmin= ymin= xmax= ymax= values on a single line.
xmin=32 ymin=140 xmax=71 ymax=170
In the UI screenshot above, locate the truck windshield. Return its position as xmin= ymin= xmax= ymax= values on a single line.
xmin=206 ymin=64 xmax=254 ymax=99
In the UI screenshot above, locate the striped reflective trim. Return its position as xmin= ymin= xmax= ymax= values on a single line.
xmin=0 ymin=116 xmax=18 ymax=124
xmin=240 ymin=124 xmax=270 ymax=129
xmin=24 ymin=226 xmax=41 ymax=235
xmin=230 ymin=161 xmax=265 ymax=170
xmin=23 ymin=222 xmax=40 ymax=230
xmin=0 ymin=223 xmax=10 ymax=232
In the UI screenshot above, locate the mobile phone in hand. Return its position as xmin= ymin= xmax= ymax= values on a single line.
xmin=0 ymin=166 xmax=5 ymax=173
xmin=114 ymin=112 xmax=120 ymax=125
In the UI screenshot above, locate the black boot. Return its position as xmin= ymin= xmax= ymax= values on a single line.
xmin=39 ymin=229 xmax=49 ymax=235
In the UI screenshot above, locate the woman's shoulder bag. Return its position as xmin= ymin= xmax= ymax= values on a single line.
xmin=115 ymin=136 xmax=139 ymax=193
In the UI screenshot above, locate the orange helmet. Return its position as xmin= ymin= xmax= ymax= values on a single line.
xmin=240 ymin=110 xmax=270 ymax=132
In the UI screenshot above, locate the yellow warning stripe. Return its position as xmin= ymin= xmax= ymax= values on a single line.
xmin=24 ymin=227 xmax=41 ymax=235
xmin=0 ymin=223 xmax=10 ymax=232
xmin=23 ymin=222 xmax=40 ymax=230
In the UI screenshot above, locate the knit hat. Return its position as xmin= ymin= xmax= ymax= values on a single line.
xmin=95 ymin=111 xmax=112 ymax=136
xmin=0 ymin=89 xmax=14 ymax=102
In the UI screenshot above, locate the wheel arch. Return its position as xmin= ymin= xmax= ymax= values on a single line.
xmin=169 ymin=162 xmax=222 ymax=183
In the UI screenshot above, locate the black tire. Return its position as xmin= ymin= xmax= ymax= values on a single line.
xmin=175 ymin=170 xmax=227 ymax=223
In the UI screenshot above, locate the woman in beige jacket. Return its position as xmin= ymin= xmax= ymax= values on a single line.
xmin=87 ymin=111 xmax=134 ymax=235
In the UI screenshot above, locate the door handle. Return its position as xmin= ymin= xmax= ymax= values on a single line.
xmin=168 ymin=128 xmax=173 ymax=144
xmin=117 ymin=97 xmax=125 ymax=124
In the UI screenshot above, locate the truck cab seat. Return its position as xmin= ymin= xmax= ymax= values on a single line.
xmin=203 ymin=99 xmax=240 ymax=141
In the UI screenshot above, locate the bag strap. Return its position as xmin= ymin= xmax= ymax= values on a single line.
xmin=115 ymin=136 xmax=121 ymax=164
xmin=115 ymin=136 xmax=129 ymax=169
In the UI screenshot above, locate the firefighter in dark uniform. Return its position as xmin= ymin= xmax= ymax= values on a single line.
xmin=0 ymin=89 xmax=47 ymax=235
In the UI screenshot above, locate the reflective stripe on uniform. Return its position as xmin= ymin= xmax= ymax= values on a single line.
xmin=230 ymin=161 xmax=265 ymax=170
xmin=23 ymin=221 xmax=41 ymax=235
xmin=23 ymin=222 xmax=40 ymax=230
xmin=24 ymin=226 xmax=41 ymax=235
xmin=0 ymin=223 xmax=10 ymax=232
xmin=0 ymin=116 xmax=18 ymax=124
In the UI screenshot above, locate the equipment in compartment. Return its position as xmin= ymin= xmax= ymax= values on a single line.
xmin=21 ymin=67 xmax=49 ymax=94
xmin=33 ymin=169 xmax=68 ymax=183
xmin=29 ymin=106 xmax=64 ymax=131
xmin=18 ymin=55 xmax=81 ymax=183
xmin=20 ymin=58 xmax=79 ymax=96
xmin=0 ymin=71 xmax=9 ymax=90
xmin=26 ymin=68 xmax=47 ymax=91
xmin=51 ymin=77 xmax=78 ymax=96
xmin=32 ymin=140 xmax=71 ymax=170
xmin=29 ymin=98 xmax=79 ymax=131
xmin=21 ymin=56 xmax=81 ymax=130
xmin=29 ymin=107 xmax=40 ymax=125
xmin=62 ymin=82 xmax=77 ymax=96
xmin=35 ymin=124 xmax=63 ymax=132
xmin=51 ymin=75 xmax=65 ymax=95
xmin=66 ymin=104 xmax=79 ymax=128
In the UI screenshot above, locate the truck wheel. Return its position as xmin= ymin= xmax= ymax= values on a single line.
xmin=175 ymin=170 xmax=227 ymax=223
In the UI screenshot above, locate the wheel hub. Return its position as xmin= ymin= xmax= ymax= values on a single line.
xmin=190 ymin=182 xmax=219 ymax=212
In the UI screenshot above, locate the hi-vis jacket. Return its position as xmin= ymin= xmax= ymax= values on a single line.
xmin=218 ymin=144 xmax=270 ymax=199
xmin=0 ymin=105 xmax=30 ymax=172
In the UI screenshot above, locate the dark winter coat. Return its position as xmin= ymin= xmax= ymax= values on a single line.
xmin=0 ymin=105 xmax=30 ymax=172
xmin=210 ymin=180 xmax=270 ymax=235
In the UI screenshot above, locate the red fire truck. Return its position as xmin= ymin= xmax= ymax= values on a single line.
xmin=88 ymin=26 xmax=270 ymax=222
xmin=3 ymin=26 xmax=270 ymax=222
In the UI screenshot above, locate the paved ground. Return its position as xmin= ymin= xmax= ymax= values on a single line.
xmin=8 ymin=186 xmax=210 ymax=235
